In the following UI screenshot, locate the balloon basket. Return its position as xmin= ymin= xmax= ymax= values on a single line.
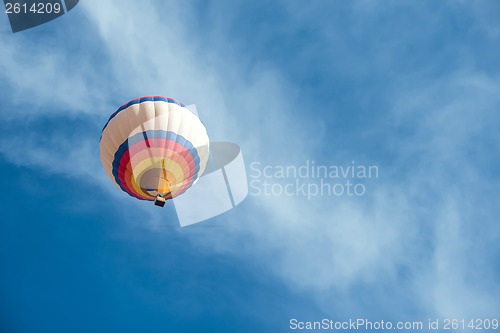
xmin=154 ymin=195 xmax=166 ymax=207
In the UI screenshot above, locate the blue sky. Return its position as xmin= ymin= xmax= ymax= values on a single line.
xmin=0 ymin=0 xmax=499 ymax=332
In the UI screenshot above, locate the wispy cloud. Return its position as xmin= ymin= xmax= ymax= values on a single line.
xmin=0 ymin=0 xmax=498 ymax=322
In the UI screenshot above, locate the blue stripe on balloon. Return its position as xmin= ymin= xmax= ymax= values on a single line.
xmin=100 ymin=97 xmax=198 ymax=140
xmin=111 ymin=130 xmax=201 ymax=198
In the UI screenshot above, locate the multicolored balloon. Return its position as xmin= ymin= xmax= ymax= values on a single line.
xmin=100 ymin=96 xmax=210 ymax=204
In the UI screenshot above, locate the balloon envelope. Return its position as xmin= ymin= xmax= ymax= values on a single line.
xmin=100 ymin=96 xmax=210 ymax=201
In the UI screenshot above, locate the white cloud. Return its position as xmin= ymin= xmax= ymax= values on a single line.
xmin=0 ymin=0 xmax=498 ymax=321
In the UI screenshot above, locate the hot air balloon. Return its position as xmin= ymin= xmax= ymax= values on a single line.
xmin=100 ymin=96 xmax=210 ymax=207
